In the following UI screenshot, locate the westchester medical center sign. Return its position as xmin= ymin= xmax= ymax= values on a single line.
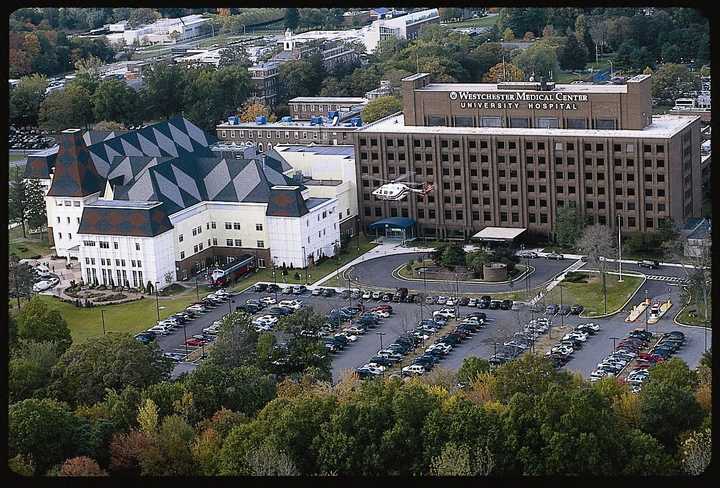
xmin=449 ymin=90 xmax=589 ymax=110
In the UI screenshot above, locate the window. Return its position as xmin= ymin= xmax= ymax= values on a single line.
xmin=509 ymin=117 xmax=529 ymax=128
xmin=626 ymin=144 xmax=635 ymax=153
xmin=595 ymin=144 xmax=603 ymax=151
xmin=537 ymin=142 xmax=545 ymax=150
xmin=598 ymin=202 xmax=606 ymax=210
xmin=567 ymin=119 xmax=587 ymax=129
xmin=429 ymin=115 xmax=445 ymax=126
xmin=100 ymin=241 xmax=109 ymax=249
xmin=540 ymin=214 xmax=548 ymax=224
xmin=646 ymin=218 xmax=654 ymax=228
xmin=657 ymin=159 xmax=664 ymax=168
xmin=481 ymin=117 xmax=501 ymax=127
xmin=627 ymin=159 xmax=634 ymax=167
xmin=497 ymin=141 xmax=505 ymax=149
xmin=257 ymin=240 xmax=264 ymax=248
xmin=613 ymin=144 xmax=621 ymax=152
xmin=233 ymin=222 xmax=241 ymax=230
xmin=234 ymin=239 xmax=242 ymax=247
xmin=193 ymin=245 xmax=198 ymax=253
xmin=456 ymin=210 xmax=463 ymax=220
xmin=596 ymin=119 xmax=616 ymax=129
xmin=586 ymin=201 xmax=594 ymax=209
xmin=64 ymin=200 xmax=71 ymax=206
xmin=178 ymin=234 xmax=184 ymax=242
xmin=256 ymin=223 xmax=263 ymax=231
xmin=567 ymin=143 xmax=574 ymax=151
xmin=537 ymin=118 xmax=559 ymax=129
xmin=658 ymin=189 xmax=665 ymax=197
xmin=225 ymin=222 xmax=232 ymax=230
xmin=657 ymin=174 xmax=665 ymax=183
xmin=656 ymin=145 xmax=664 ymax=153
xmin=56 ymin=217 xmax=60 ymax=223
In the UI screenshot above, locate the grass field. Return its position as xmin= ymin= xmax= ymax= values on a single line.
xmin=8 ymin=226 xmax=51 ymax=259
xmin=676 ymin=299 xmax=711 ymax=327
xmin=543 ymin=272 xmax=643 ymax=317
xmin=443 ymin=15 xmax=498 ymax=28
xmin=9 ymin=153 xmax=27 ymax=162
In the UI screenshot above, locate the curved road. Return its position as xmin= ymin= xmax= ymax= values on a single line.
xmin=343 ymin=252 xmax=575 ymax=294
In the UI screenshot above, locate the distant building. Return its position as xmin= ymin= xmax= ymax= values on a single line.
xmin=288 ymin=97 xmax=368 ymax=120
xmin=343 ymin=10 xmax=371 ymax=26
xmin=105 ymin=14 xmax=209 ymax=46
xmin=174 ymin=48 xmax=225 ymax=67
xmin=364 ymin=8 xmax=440 ymax=52
xmin=683 ymin=218 xmax=711 ymax=258
xmin=274 ymin=29 xmax=359 ymax=71
xmin=248 ymin=62 xmax=281 ymax=107
xmin=365 ymin=80 xmax=399 ymax=100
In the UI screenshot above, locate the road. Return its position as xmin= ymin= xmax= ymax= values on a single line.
xmin=346 ymin=252 xmax=576 ymax=294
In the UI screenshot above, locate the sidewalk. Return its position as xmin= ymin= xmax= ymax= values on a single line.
xmin=527 ymin=258 xmax=586 ymax=306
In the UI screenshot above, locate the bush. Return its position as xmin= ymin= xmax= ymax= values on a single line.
xmin=94 ymin=293 xmax=127 ymax=302
xmin=564 ymin=271 xmax=588 ymax=283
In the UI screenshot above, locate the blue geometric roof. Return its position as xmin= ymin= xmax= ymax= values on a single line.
xmin=47 ymin=130 xmax=105 ymax=197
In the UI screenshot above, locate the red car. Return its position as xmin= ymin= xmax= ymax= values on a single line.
xmin=184 ymin=338 xmax=207 ymax=347
xmin=638 ymin=352 xmax=664 ymax=362
xmin=373 ymin=305 xmax=393 ymax=313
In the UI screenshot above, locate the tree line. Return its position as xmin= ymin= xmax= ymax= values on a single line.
xmin=8 ymin=296 xmax=712 ymax=476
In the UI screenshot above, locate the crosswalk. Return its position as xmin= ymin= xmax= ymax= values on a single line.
xmin=645 ymin=275 xmax=689 ymax=284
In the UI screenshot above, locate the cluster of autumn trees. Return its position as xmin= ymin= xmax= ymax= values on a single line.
xmin=8 ymin=295 xmax=712 ymax=476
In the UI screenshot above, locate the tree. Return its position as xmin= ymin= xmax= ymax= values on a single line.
xmin=482 ymin=62 xmax=524 ymax=82
xmin=245 ymin=442 xmax=300 ymax=475
xmin=9 ymin=340 xmax=61 ymax=403
xmin=8 ymin=166 xmax=28 ymax=238
xmin=651 ymin=63 xmax=698 ymax=104
xmin=25 ymin=179 xmax=48 ymax=241
xmin=183 ymin=66 xmax=252 ymax=131
xmin=638 ymin=377 xmax=704 ymax=449
xmin=128 ymin=8 xmax=159 ymax=28
xmin=575 ymin=14 xmax=595 ymax=56
xmin=361 ymin=96 xmax=402 ymax=123
xmin=207 ymin=311 xmax=259 ymax=369
xmin=141 ymin=62 xmax=187 ymax=119
xmin=9 ymin=258 xmax=35 ymax=310
xmin=38 ymin=82 xmax=94 ymax=132
xmin=440 ymin=244 xmax=466 ymax=269
xmin=139 ymin=414 xmax=197 ymax=476
xmin=576 ymin=224 xmax=614 ymax=314
xmin=9 ymin=74 xmax=48 ymax=126
xmin=58 ymin=456 xmax=108 ymax=476
xmin=558 ymin=30 xmax=587 ymax=70
xmin=554 ymin=203 xmax=585 ymax=248
xmin=513 ymin=42 xmax=560 ymax=80
xmin=91 ymin=78 xmax=142 ymax=127
xmin=16 ymin=296 xmax=72 ymax=353
xmin=9 ymin=398 xmax=83 ymax=474
xmin=680 ymin=428 xmax=711 ymax=475
xmin=93 ymin=120 xmax=126 ymax=131
xmin=49 ymin=333 xmax=173 ymax=407
xmin=468 ymin=42 xmax=502 ymax=80
xmin=278 ymin=57 xmax=325 ymax=103
xmin=74 ymin=55 xmax=104 ymax=85
xmin=430 ymin=442 xmax=495 ymax=476
xmin=492 ymin=354 xmax=572 ymax=403
xmin=285 ymin=8 xmax=299 ymax=30
xmin=465 ymin=249 xmax=490 ymax=278
xmin=239 ymin=101 xmax=276 ymax=123
xmin=218 ymin=45 xmax=252 ymax=68
xmin=457 ymin=357 xmax=491 ymax=385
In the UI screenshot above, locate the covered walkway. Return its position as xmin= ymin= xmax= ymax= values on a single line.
xmin=367 ymin=217 xmax=416 ymax=244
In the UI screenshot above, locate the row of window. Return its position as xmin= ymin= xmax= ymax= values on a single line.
xmin=82 ymin=240 xmax=142 ymax=251
xmin=84 ymin=257 xmax=142 ymax=267
xmin=221 ymin=129 xmax=348 ymax=140
xmin=55 ymin=200 xmax=81 ymax=207
xmin=360 ymin=137 xmax=668 ymax=155
xmin=85 ymin=267 xmax=144 ymax=288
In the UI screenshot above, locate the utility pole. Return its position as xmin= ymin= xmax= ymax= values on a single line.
xmin=644 ymin=289 xmax=649 ymax=332
xmin=559 ymin=284 xmax=564 ymax=328
xmin=195 ymin=275 xmax=199 ymax=300
xmin=610 ymin=336 xmax=619 ymax=352
xmin=100 ymin=309 xmax=106 ymax=335
xmin=376 ymin=331 xmax=386 ymax=352
xmin=617 ymin=214 xmax=623 ymax=282
xmin=154 ymin=282 xmax=160 ymax=321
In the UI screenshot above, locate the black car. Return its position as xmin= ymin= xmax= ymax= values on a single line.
xmin=575 ymin=325 xmax=597 ymax=335
xmin=570 ymin=304 xmax=584 ymax=315
xmin=368 ymin=357 xmax=394 ymax=368
xmin=381 ymin=293 xmax=393 ymax=302
xmin=639 ymin=260 xmax=660 ymax=269
xmin=268 ymin=306 xmax=293 ymax=316
xmin=322 ymin=288 xmax=336 ymax=297
xmin=405 ymin=293 xmax=417 ymax=303
xmin=253 ymin=283 xmax=268 ymax=292
xmin=466 ymin=312 xmax=487 ymax=320
xmin=238 ymin=304 xmax=261 ymax=314
xmin=266 ymin=284 xmax=280 ymax=293
xmin=135 ymin=332 xmax=156 ymax=344
xmin=488 ymin=300 xmax=502 ymax=310
xmin=459 ymin=296 xmax=470 ymax=306
xmin=500 ymin=299 xmax=513 ymax=310
xmin=559 ymin=305 xmax=572 ymax=316
xmin=340 ymin=289 xmax=351 ymax=299
xmin=171 ymin=314 xmax=187 ymax=324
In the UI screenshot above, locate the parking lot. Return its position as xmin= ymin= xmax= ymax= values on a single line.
xmin=151 ymin=276 xmax=710 ymax=382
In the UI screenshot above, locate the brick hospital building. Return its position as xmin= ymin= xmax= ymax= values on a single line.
xmin=354 ymin=73 xmax=702 ymax=239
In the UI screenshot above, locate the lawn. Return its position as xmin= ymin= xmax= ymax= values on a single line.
xmin=555 ymin=71 xmax=585 ymax=83
xmin=8 ymin=226 xmax=51 ymax=259
xmin=676 ymin=299 xmax=711 ymax=327
xmin=9 ymin=153 xmax=27 ymax=162
xmin=543 ymin=272 xmax=643 ymax=317
xmin=443 ymin=15 xmax=498 ymax=28
xmin=34 ymin=292 xmax=205 ymax=344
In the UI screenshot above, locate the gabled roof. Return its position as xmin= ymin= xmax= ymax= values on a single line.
xmin=47 ymin=130 xmax=105 ymax=197
xmin=24 ymin=145 xmax=59 ymax=179
xmin=78 ymin=201 xmax=173 ymax=237
xmin=112 ymin=154 xmax=299 ymax=216
xmin=266 ymin=186 xmax=309 ymax=217
xmin=86 ymin=116 xmax=216 ymax=178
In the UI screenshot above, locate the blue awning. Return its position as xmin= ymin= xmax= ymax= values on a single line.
xmin=368 ymin=217 xmax=415 ymax=230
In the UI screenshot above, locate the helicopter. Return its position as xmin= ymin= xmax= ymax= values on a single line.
xmin=370 ymin=176 xmax=435 ymax=201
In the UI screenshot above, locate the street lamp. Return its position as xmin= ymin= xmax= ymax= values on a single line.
xmin=617 ymin=214 xmax=623 ymax=283
xmin=376 ymin=331 xmax=386 ymax=352
xmin=228 ymin=298 xmax=234 ymax=315
xmin=559 ymin=283 xmax=564 ymax=328
xmin=154 ymin=281 xmax=160 ymax=321
xmin=644 ymin=289 xmax=649 ymax=332
xmin=609 ymin=336 xmax=619 ymax=352
xmin=100 ymin=309 xmax=106 ymax=335
xmin=194 ymin=275 xmax=199 ymax=300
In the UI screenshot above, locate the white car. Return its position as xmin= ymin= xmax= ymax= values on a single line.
xmin=402 ymin=364 xmax=426 ymax=376
xmin=362 ymin=291 xmax=372 ymax=300
xmin=343 ymin=326 xmax=365 ymax=335
xmin=436 ymin=296 xmax=448 ymax=304
xmin=433 ymin=309 xmax=456 ymax=319
xmin=253 ymin=315 xmax=278 ymax=326
xmin=429 ymin=343 xmax=452 ymax=354
xmin=445 ymin=298 xmax=456 ymax=307
xmin=364 ymin=363 xmax=386 ymax=373
xmin=371 ymin=310 xmax=390 ymax=319
xmin=32 ymin=280 xmax=53 ymax=292
xmin=278 ymin=299 xmax=302 ymax=310
xmin=260 ymin=296 xmax=277 ymax=305
xmin=551 ymin=344 xmax=573 ymax=355
xmin=281 ymin=286 xmax=293 ymax=294
xmin=255 ymin=324 xmax=273 ymax=332
xmin=516 ymin=250 xmax=539 ymax=259
xmin=577 ymin=322 xmax=600 ymax=332
xmin=563 ymin=331 xmax=588 ymax=342
xmin=203 ymin=325 xmax=220 ymax=335
xmin=147 ymin=325 xmax=172 ymax=335
xmin=187 ymin=305 xmax=206 ymax=313
xmin=339 ymin=333 xmax=358 ymax=342
xmin=311 ymin=288 xmax=323 ymax=296
xmin=371 ymin=291 xmax=382 ymax=300
xmin=467 ymin=298 xmax=477 ymax=307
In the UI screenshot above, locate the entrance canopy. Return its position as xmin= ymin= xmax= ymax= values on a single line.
xmin=472 ymin=227 xmax=527 ymax=242
xmin=368 ymin=217 xmax=415 ymax=231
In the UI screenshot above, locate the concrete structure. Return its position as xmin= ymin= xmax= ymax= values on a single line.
xmin=365 ymin=8 xmax=440 ymax=52
xmin=105 ymin=14 xmax=209 ymax=46
xmin=289 ymin=97 xmax=368 ymax=120
xmin=483 ymin=262 xmax=507 ymax=281
xmin=354 ymin=73 xmax=703 ymax=239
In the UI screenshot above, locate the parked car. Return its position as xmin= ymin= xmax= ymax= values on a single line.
xmin=517 ymin=250 xmax=539 ymax=259
xmin=570 ymin=304 xmax=584 ymax=315
xmin=253 ymin=283 xmax=268 ymax=292
xmin=546 ymin=252 xmax=564 ymax=260
xmin=559 ymin=304 xmax=572 ymax=315
xmin=489 ymin=300 xmax=502 ymax=310
xmin=437 ymin=296 xmax=448 ymax=305
xmin=350 ymin=289 xmax=362 ymax=299
xmin=372 ymin=291 xmax=382 ymax=300
xmin=500 ymin=299 xmax=513 ymax=310
xmin=545 ymin=304 xmax=559 ymax=315
xmin=425 ymin=295 xmax=435 ymax=304
xmin=340 ymin=289 xmax=351 ymax=299
xmin=322 ymin=288 xmax=336 ymax=297
xmin=467 ymin=298 xmax=477 ymax=307
xmin=362 ymin=290 xmax=372 ymax=300
xmin=312 ymin=288 xmax=324 ymax=296
xmin=402 ymin=364 xmax=426 ymax=376
xmin=293 ymin=285 xmax=307 ymax=295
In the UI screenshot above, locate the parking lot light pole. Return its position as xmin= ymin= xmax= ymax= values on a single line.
xmin=617 ymin=214 xmax=623 ymax=283
xmin=100 ymin=309 xmax=106 ymax=335
xmin=228 ymin=298 xmax=234 ymax=315
xmin=183 ymin=320 xmax=189 ymax=357
xmin=559 ymin=284 xmax=564 ymax=328
xmin=376 ymin=331 xmax=386 ymax=352
xmin=644 ymin=289 xmax=649 ymax=332
xmin=195 ymin=276 xmax=199 ymax=300
xmin=610 ymin=336 xmax=619 ymax=352
xmin=154 ymin=282 xmax=160 ymax=321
